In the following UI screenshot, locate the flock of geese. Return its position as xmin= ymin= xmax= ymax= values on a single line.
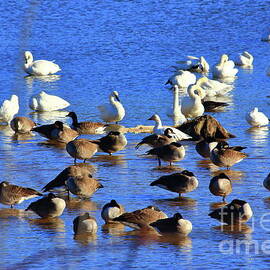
xmin=0 ymin=48 xmax=269 ymax=238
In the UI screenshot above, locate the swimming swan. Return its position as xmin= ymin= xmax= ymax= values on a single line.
xmin=246 ymin=107 xmax=269 ymax=127
xmin=234 ymin=51 xmax=253 ymax=68
xmin=212 ymin=54 xmax=238 ymax=79
xmin=165 ymin=70 xmax=196 ymax=88
xmin=174 ymin=56 xmax=209 ymax=73
xmin=0 ymin=95 xmax=19 ymax=124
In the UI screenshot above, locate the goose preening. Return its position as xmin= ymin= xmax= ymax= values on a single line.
xmin=89 ymin=131 xmax=127 ymax=155
xmin=31 ymin=121 xmax=63 ymax=140
xmin=66 ymin=111 xmax=107 ymax=134
xmin=101 ymin=200 xmax=125 ymax=224
xmin=146 ymin=142 xmax=185 ymax=166
xmin=0 ymin=181 xmax=42 ymax=208
xmin=246 ymin=107 xmax=269 ymax=127
xmin=148 ymin=114 xmax=191 ymax=141
xmin=113 ymin=205 xmax=168 ymax=230
xmin=209 ymin=173 xmax=232 ymax=202
xmin=10 ymin=116 xmax=36 ymax=134
xmin=66 ymin=139 xmax=99 ymax=164
xmin=135 ymin=128 xmax=176 ymax=149
xmin=73 ymin=213 xmax=98 ymax=234
xmin=25 ymin=193 xmax=66 ymax=218
xmin=165 ymin=70 xmax=196 ymax=89
xmin=208 ymin=199 xmax=253 ymax=224
xmin=150 ymin=213 xmax=192 ymax=235
xmin=174 ymin=56 xmax=210 ymax=73
xmin=167 ymin=85 xmax=187 ymax=126
xmin=0 ymin=95 xmax=19 ymax=124
xmin=150 ymin=170 xmax=198 ymax=197
xmin=263 ymin=173 xmax=270 ymax=191
xmin=212 ymin=54 xmax=238 ymax=79
xmin=234 ymin=51 xmax=253 ymax=68
xmin=23 ymin=51 xmax=61 ymax=76
xmin=29 ymin=91 xmax=70 ymax=112
xmin=97 ymin=91 xmax=125 ymax=124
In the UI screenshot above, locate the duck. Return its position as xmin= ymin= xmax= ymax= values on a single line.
xmin=42 ymin=164 xmax=96 ymax=192
xmin=209 ymin=141 xmax=248 ymax=169
xmin=167 ymin=85 xmax=187 ymax=126
xmin=234 ymin=51 xmax=253 ymax=68
xmin=113 ymin=205 xmax=168 ymax=230
xmin=73 ymin=213 xmax=98 ymax=234
xmin=165 ymin=70 xmax=196 ymax=89
xmin=263 ymin=173 xmax=270 ymax=191
xmin=208 ymin=199 xmax=253 ymax=224
xmin=23 ymin=51 xmax=61 ymax=76
xmin=246 ymin=107 xmax=269 ymax=127
xmin=148 ymin=114 xmax=191 ymax=141
xmin=181 ymin=84 xmax=205 ymax=119
xmin=150 ymin=170 xmax=198 ymax=197
xmin=101 ymin=200 xmax=125 ymax=224
xmin=66 ymin=138 xmax=99 ymax=164
xmin=10 ymin=116 xmax=36 ymax=134
xmin=0 ymin=95 xmax=19 ymax=124
xmin=97 ymin=91 xmax=125 ymax=124
xmin=0 ymin=181 xmax=42 ymax=208
xmin=89 ymin=131 xmax=127 ymax=155
xmin=212 ymin=54 xmax=238 ymax=79
xmin=25 ymin=193 xmax=66 ymax=218
xmin=150 ymin=213 xmax=192 ymax=235
xmin=209 ymin=173 xmax=232 ymax=202
xmin=66 ymin=111 xmax=107 ymax=134
xmin=135 ymin=128 xmax=176 ymax=149
xmin=29 ymin=91 xmax=70 ymax=112
xmin=146 ymin=142 xmax=185 ymax=166
xmin=174 ymin=56 xmax=209 ymax=73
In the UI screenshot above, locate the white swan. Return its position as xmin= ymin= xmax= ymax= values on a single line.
xmin=23 ymin=51 xmax=61 ymax=76
xmin=148 ymin=114 xmax=191 ymax=140
xmin=246 ymin=107 xmax=269 ymax=127
xmin=97 ymin=91 xmax=125 ymax=123
xmin=212 ymin=54 xmax=238 ymax=79
xmin=0 ymin=95 xmax=19 ymax=124
xmin=196 ymin=77 xmax=233 ymax=97
xmin=166 ymin=70 xmax=196 ymax=88
xmin=181 ymin=84 xmax=205 ymax=119
xmin=234 ymin=51 xmax=253 ymax=68
xmin=174 ymin=56 xmax=209 ymax=73
xmin=167 ymin=85 xmax=187 ymax=126
xmin=29 ymin=91 xmax=70 ymax=112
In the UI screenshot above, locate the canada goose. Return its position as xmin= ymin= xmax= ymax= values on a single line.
xmin=150 ymin=170 xmax=198 ymax=197
xmin=148 ymin=114 xmax=191 ymax=140
xmin=209 ymin=141 xmax=248 ymax=169
xmin=66 ymin=111 xmax=107 ymax=134
xmin=25 ymin=193 xmax=66 ymax=218
xmin=101 ymin=200 xmax=125 ymax=223
xmin=0 ymin=95 xmax=19 ymax=124
xmin=263 ymin=173 xmax=270 ymax=191
xmin=195 ymin=139 xmax=213 ymax=158
xmin=90 ymin=131 xmax=127 ymax=155
xmin=23 ymin=51 xmax=61 ymax=76
xmin=150 ymin=213 xmax=192 ymax=235
xmin=234 ymin=51 xmax=254 ymax=68
xmin=73 ymin=213 xmax=98 ymax=234
xmin=0 ymin=181 xmax=42 ymax=208
xmin=66 ymin=139 xmax=99 ymax=164
xmin=209 ymin=173 xmax=232 ymax=202
xmin=10 ymin=116 xmax=36 ymax=134
xmin=113 ymin=206 xmax=168 ymax=230
xmin=165 ymin=70 xmax=196 ymax=88
xmin=146 ymin=142 xmax=185 ymax=166
xmin=42 ymin=164 xmax=96 ymax=192
xmin=208 ymin=199 xmax=253 ymax=224
xmin=29 ymin=91 xmax=69 ymax=112
xmin=135 ymin=128 xmax=176 ymax=149
xmin=212 ymin=54 xmax=238 ymax=79
xmin=97 ymin=91 xmax=125 ymax=123
xmin=66 ymin=174 xmax=103 ymax=199
xmin=31 ymin=121 xmax=65 ymax=140
xmin=202 ymin=100 xmax=229 ymax=112
xmin=246 ymin=107 xmax=269 ymax=127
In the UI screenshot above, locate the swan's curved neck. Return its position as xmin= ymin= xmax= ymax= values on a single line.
xmin=173 ymin=88 xmax=180 ymax=113
xmin=188 ymin=86 xmax=200 ymax=100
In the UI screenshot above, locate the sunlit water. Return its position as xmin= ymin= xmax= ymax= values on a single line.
xmin=1 ymin=0 xmax=270 ymax=269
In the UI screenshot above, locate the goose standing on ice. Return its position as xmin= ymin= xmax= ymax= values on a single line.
xmin=246 ymin=107 xmax=269 ymax=127
xmin=212 ymin=54 xmax=238 ymax=79
xmin=23 ymin=51 xmax=61 ymax=76
xmin=0 ymin=95 xmax=19 ymax=124
xmin=234 ymin=51 xmax=253 ymax=68
xmin=98 ymin=91 xmax=125 ymax=124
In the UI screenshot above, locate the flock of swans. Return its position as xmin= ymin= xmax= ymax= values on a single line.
xmin=0 ymin=48 xmax=269 ymax=237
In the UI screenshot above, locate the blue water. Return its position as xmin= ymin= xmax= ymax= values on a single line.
xmin=0 ymin=0 xmax=270 ymax=269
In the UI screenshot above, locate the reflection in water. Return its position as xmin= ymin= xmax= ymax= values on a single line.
xmin=263 ymin=197 xmax=270 ymax=208
xmin=0 ymin=125 xmax=14 ymax=137
xmin=210 ymin=201 xmax=228 ymax=210
xmin=152 ymin=165 xmax=185 ymax=173
xmin=74 ymin=233 xmax=97 ymax=245
xmin=213 ymin=224 xmax=253 ymax=235
xmin=210 ymin=169 xmax=245 ymax=181
xmin=0 ymin=208 xmax=28 ymax=219
xmin=11 ymin=132 xmax=35 ymax=141
xmin=37 ymin=140 xmax=67 ymax=149
xmin=24 ymin=74 xmax=61 ymax=84
xmin=102 ymin=223 xmax=126 ymax=236
xmin=246 ymin=126 xmax=269 ymax=146
xmin=30 ymin=111 xmax=69 ymax=123
xmin=155 ymin=196 xmax=197 ymax=210
xmin=159 ymin=234 xmax=192 ymax=249
xmin=91 ymin=154 xmax=127 ymax=167
xmin=27 ymin=217 xmax=65 ymax=233
xmin=65 ymin=198 xmax=98 ymax=212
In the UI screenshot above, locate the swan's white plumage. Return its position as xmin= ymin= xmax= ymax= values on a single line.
xmin=0 ymin=95 xmax=19 ymax=124
xmin=174 ymin=56 xmax=209 ymax=73
xmin=167 ymin=70 xmax=196 ymax=88
xmin=23 ymin=51 xmax=61 ymax=76
xmin=97 ymin=91 xmax=125 ymax=123
xmin=29 ymin=91 xmax=70 ymax=112
xmin=234 ymin=51 xmax=253 ymax=68
xmin=246 ymin=107 xmax=269 ymax=127
xmin=212 ymin=54 xmax=238 ymax=79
